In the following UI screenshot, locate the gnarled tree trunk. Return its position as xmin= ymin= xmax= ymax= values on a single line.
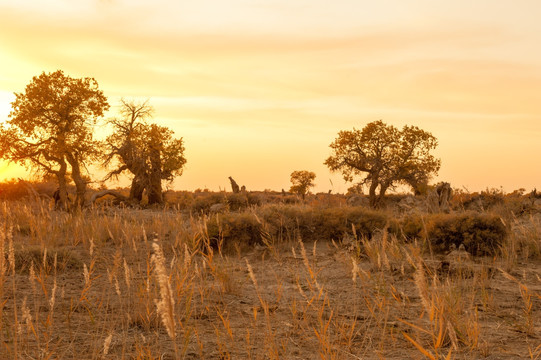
xmin=55 ymin=160 xmax=69 ymax=210
xmin=129 ymin=175 xmax=145 ymax=202
xmin=368 ymin=181 xmax=379 ymax=208
xmin=90 ymin=189 xmax=129 ymax=205
xmin=66 ymin=153 xmax=87 ymax=208
xmin=147 ymin=146 xmax=163 ymax=205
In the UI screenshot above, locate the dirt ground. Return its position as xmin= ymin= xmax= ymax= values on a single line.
xmin=2 ymin=226 xmax=540 ymax=359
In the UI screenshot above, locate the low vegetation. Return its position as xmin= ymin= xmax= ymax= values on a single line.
xmin=0 ymin=185 xmax=539 ymax=359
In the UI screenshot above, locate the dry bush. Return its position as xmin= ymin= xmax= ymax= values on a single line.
xmin=427 ymin=212 xmax=507 ymax=256
xmin=0 ymin=179 xmax=30 ymax=200
xmin=393 ymin=214 xmax=426 ymax=241
xmin=226 ymin=192 xmax=262 ymax=210
xmin=189 ymin=192 xmax=226 ymax=213
xmin=164 ymin=190 xmax=195 ymax=209
xmin=490 ymin=192 xmax=538 ymax=219
xmin=456 ymin=188 xmax=505 ymax=212
xmin=508 ymin=214 xmax=541 ymax=261
xmin=188 ymin=192 xmax=261 ymax=214
xmin=266 ymin=205 xmax=390 ymax=241
xmin=307 ymin=193 xmax=347 ymax=208
xmin=206 ymin=212 xmax=263 ymax=251
xmin=0 ymin=179 xmax=59 ymax=200
xmin=314 ymin=207 xmax=388 ymax=240
xmin=257 ymin=204 xmax=313 ymax=242
xmin=204 ymin=204 xmax=392 ymax=252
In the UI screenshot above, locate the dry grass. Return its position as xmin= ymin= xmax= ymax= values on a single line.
xmin=0 ymin=198 xmax=540 ymax=359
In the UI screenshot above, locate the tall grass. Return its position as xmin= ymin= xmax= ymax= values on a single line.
xmin=0 ymin=197 xmax=539 ymax=358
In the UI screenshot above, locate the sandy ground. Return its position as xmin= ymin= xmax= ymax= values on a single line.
xmin=2 ymin=229 xmax=540 ymax=359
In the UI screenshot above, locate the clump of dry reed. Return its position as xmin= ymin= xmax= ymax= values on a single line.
xmin=151 ymin=240 xmax=177 ymax=345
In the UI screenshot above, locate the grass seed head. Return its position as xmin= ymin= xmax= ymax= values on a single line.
xmin=103 ymin=333 xmax=113 ymax=355
xmin=151 ymin=241 xmax=176 ymax=340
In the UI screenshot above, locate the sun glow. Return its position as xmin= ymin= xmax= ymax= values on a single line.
xmin=0 ymin=91 xmax=14 ymax=122
xmin=0 ymin=1 xmax=540 ymax=192
xmin=0 ymin=161 xmax=13 ymax=180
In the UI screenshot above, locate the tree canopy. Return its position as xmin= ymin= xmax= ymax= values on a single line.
xmin=325 ymin=120 xmax=440 ymax=208
xmin=289 ymin=170 xmax=316 ymax=200
xmin=0 ymin=70 xmax=109 ymax=208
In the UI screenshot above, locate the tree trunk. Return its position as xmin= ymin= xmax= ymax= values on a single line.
xmin=90 ymin=190 xmax=129 ymax=204
xmin=375 ymin=184 xmax=389 ymax=208
xmin=147 ymin=146 xmax=163 ymax=205
xmin=368 ymin=181 xmax=379 ymax=208
xmin=129 ymin=175 xmax=145 ymax=202
xmin=66 ymin=153 xmax=87 ymax=208
xmin=55 ymin=160 xmax=69 ymax=210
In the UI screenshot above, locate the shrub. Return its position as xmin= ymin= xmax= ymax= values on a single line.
xmin=394 ymin=214 xmax=426 ymax=241
xmin=314 ymin=207 xmax=388 ymax=241
xmin=190 ymin=192 xmax=262 ymax=214
xmin=0 ymin=178 xmax=58 ymax=201
xmin=460 ymin=188 xmax=505 ymax=211
xmin=427 ymin=213 xmax=507 ymax=256
xmin=206 ymin=212 xmax=263 ymax=251
xmin=259 ymin=205 xmax=388 ymax=242
xmin=226 ymin=192 xmax=261 ymax=211
xmin=257 ymin=204 xmax=313 ymax=242
xmin=165 ymin=190 xmax=194 ymax=209
xmin=190 ymin=193 xmax=226 ymax=214
xmin=203 ymin=204 xmax=392 ymax=251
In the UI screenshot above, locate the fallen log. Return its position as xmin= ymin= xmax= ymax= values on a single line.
xmin=90 ymin=189 xmax=130 ymax=204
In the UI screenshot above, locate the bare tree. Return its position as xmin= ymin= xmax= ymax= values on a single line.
xmin=103 ymin=100 xmax=186 ymax=205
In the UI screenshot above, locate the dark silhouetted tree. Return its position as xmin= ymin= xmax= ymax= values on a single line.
xmin=103 ymin=100 xmax=186 ymax=205
xmin=325 ymin=120 xmax=440 ymax=208
xmin=289 ymin=170 xmax=316 ymax=200
xmin=0 ymin=70 xmax=109 ymax=208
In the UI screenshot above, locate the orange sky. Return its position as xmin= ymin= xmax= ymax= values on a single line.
xmin=1 ymin=0 xmax=540 ymax=193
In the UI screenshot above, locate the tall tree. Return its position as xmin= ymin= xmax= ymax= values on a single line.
xmin=325 ymin=120 xmax=440 ymax=208
xmin=0 ymin=70 xmax=109 ymax=208
xmin=103 ymin=100 xmax=187 ymax=205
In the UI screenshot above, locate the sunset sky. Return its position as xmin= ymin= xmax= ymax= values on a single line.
xmin=1 ymin=0 xmax=540 ymax=193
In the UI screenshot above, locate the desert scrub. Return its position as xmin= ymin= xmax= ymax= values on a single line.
xmin=204 ymin=205 xmax=392 ymax=251
xmin=258 ymin=204 xmax=389 ymax=242
xmin=190 ymin=192 xmax=261 ymax=214
xmin=315 ymin=206 xmax=388 ymax=240
xmin=190 ymin=192 xmax=227 ymax=214
xmin=427 ymin=212 xmax=507 ymax=256
xmin=257 ymin=204 xmax=315 ymax=242
xmin=225 ymin=192 xmax=261 ymax=211
xmin=206 ymin=212 xmax=263 ymax=251
xmin=392 ymin=214 xmax=426 ymax=241
xmin=458 ymin=188 xmax=505 ymax=212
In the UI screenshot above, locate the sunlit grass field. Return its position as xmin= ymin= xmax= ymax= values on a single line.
xmin=0 ymin=190 xmax=540 ymax=359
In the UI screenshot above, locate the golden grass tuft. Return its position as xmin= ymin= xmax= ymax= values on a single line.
xmin=151 ymin=240 xmax=177 ymax=342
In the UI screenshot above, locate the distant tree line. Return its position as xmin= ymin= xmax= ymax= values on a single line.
xmin=0 ymin=70 xmax=441 ymax=210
